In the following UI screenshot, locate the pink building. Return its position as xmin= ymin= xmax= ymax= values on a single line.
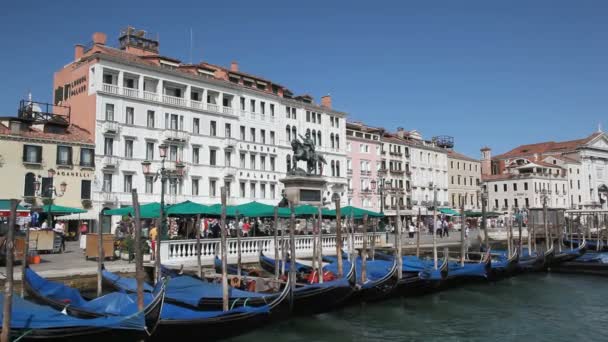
xmin=346 ymin=122 xmax=384 ymax=210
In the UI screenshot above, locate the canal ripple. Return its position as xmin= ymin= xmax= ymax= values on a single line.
xmin=228 ymin=274 xmax=608 ymax=342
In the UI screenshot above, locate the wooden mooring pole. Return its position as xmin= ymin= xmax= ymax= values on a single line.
xmin=1 ymin=199 xmax=18 ymax=342
xmin=131 ymin=189 xmax=145 ymax=311
xmin=220 ymin=187 xmax=229 ymax=312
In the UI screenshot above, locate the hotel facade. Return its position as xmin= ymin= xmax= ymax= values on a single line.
xmin=53 ymin=28 xmax=348 ymax=214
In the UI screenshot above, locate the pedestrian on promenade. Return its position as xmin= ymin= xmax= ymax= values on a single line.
xmin=408 ymin=221 xmax=416 ymax=238
xmin=435 ymin=218 xmax=443 ymax=238
xmin=443 ymin=219 xmax=449 ymax=237
xmin=53 ymin=220 xmax=66 ymax=252
xmin=149 ymin=225 xmax=158 ymax=260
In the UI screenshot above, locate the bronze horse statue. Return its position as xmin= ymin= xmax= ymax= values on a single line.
xmin=290 ymin=138 xmax=327 ymax=175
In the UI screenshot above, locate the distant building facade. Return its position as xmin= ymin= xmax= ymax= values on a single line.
xmin=447 ymin=150 xmax=481 ymax=210
xmin=0 ymin=102 xmax=95 ymax=210
xmin=481 ymin=131 xmax=608 ymax=210
xmin=345 ymin=122 xmax=383 ymax=211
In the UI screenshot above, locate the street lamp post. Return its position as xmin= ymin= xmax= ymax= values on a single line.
xmin=142 ymin=144 xmax=185 ymax=283
xmin=370 ymin=178 xmax=385 ymax=214
xmin=33 ymin=168 xmax=67 ymax=228
xmin=480 ymin=189 xmax=489 ymax=250
xmin=429 ymin=182 xmax=438 ymax=269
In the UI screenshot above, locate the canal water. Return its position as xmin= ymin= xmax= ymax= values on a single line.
xmin=229 ymin=273 xmax=608 ymax=342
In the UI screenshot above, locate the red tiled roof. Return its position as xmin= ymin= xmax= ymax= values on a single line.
xmin=447 ymin=150 xmax=478 ymax=163
xmin=493 ymin=132 xmax=601 ymax=160
xmin=0 ymin=123 xmax=93 ymax=144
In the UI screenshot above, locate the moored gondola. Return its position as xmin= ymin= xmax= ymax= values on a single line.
xmin=488 ymin=248 xmax=519 ymax=280
xmin=549 ymin=240 xmax=587 ymax=267
xmin=0 ymin=294 xmax=150 ymax=342
xmin=258 ymin=252 xmax=358 ymax=315
xmin=151 ymin=273 xmax=291 ymax=341
xmin=323 ymin=256 xmax=399 ymax=302
xmin=22 ymin=267 xmax=165 ymax=334
xmin=442 ymin=250 xmax=492 ymax=288
xmin=373 ymin=251 xmax=449 ymax=296
xmin=550 ymin=251 xmax=608 ymax=277
xmin=102 ymin=266 xmax=279 ymax=310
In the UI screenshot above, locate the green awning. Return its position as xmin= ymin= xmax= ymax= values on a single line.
xmin=0 ymin=200 xmax=28 ymax=212
xmin=294 ymin=204 xmax=332 ymax=217
xmin=41 ymin=204 xmax=87 ymax=214
xmin=326 ymin=206 xmax=384 ymax=219
xmin=104 ymin=202 xmax=166 ymax=218
xmin=235 ymin=201 xmax=277 ymax=217
xmin=206 ymin=203 xmax=237 ymax=217
xmin=166 ymin=201 xmax=211 ymax=216
xmin=464 ymin=211 xmax=501 ymax=218
xmin=439 ymin=208 xmax=460 ymax=216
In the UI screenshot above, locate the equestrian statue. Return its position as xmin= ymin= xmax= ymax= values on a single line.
xmin=290 ymin=131 xmax=327 ymax=175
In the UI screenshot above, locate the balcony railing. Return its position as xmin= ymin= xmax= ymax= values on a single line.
xmin=143 ymin=91 xmax=159 ymax=102
xmin=224 ymin=138 xmax=237 ymax=149
xmin=163 ymin=130 xmax=190 ymax=141
xmin=102 ymin=83 xmax=119 ymax=95
xmin=190 ymin=100 xmax=204 ymax=110
xmin=207 ymin=103 xmax=219 ymax=112
xmin=390 ymin=169 xmax=405 ymax=174
xmin=101 ymin=155 xmax=119 ymax=168
xmin=102 ymin=121 xmax=119 ymax=133
xmin=222 ymin=106 xmax=233 ymax=115
xmin=224 ymin=167 xmax=237 ymax=177
xmin=163 ymin=95 xmax=187 ymax=107
xmin=123 ymin=87 xmax=139 ymax=98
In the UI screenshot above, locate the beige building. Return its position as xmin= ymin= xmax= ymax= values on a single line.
xmin=0 ymin=101 xmax=95 ymax=210
xmin=447 ymin=150 xmax=481 ymax=210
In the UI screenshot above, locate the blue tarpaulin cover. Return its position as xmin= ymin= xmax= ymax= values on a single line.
xmin=160 ymin=302 xmax=269 ymax=320
xmin=0 ymin=294 xmax=144 ymax=330
xmin=26 ymin=267 xmax=158 ymax=316
xmin=103 ymin=269 xmax=271 ymax=308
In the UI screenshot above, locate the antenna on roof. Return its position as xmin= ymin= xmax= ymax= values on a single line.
xmin=189 ymin=28 xmax=193 ymax=64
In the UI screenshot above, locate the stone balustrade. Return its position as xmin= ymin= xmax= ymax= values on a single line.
xmin=159 ymin=232 xmax=388 ymax=266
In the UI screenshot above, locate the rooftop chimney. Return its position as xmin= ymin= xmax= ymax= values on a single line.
xmin=321 ymin=95 xmax=332 ymax=109
xmin=74 ymin=44 xmax=84 ymax=61
xmin=92 ymin=32 xmax=107 ymax=45
xmin=396 ymin=127 xmax=406 ymax=139
xmin=230 ymin=61 xmax=239 ymax=72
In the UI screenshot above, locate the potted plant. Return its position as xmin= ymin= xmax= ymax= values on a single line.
xmin=81 ymin=199 xmax=93 ymax=209
xmin=119 ymin=237 xmax=132 ymax=261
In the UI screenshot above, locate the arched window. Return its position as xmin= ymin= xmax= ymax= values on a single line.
xmin=292 ymin=127 xmax=297 ymax=139
xmin=312 ymin=130 xmax=317 ymax=145
xmin=306 ymin=128 xmax=311 ymax=135
xmin=335 ymin=135 xmax=340 ymax=149
xmin=336 ymin=161 xmax=340 ymax=177
xmin=286 ymin=125 xmax=291 ymax=141
xmin=331 ymin=160 xmax=335 ymax=177
xmin=317 ymin=131 xmax=322 ymax=146
xmin=24 ymin=172 xmax=36 ymax=197
xmin=286 ymin=154 xmax=291 ymax=171
xmin=330 ymin=133 xmax=335 ymax=148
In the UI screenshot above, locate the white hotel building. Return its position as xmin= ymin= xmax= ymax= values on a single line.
xmin=53 ymin=28 xmax=347 ymax=214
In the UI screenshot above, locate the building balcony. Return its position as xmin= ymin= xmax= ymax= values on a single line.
xmin=99 ymin=192 xmax=116 ymax=204
xmin=163 ymin=130 xmax=190 ymax=142
xmin=143 ymin=91 xmax=160 ymax=102
xmin=101 ymin=155 xmax=119 ymax=169
xmin=224 ymin=167 xmax=237 ymax=178
xmin=360 ymin=170 xmax=372 ymax=176
xmin=222 ymin=106 xmax=234 ymax=115
xmin=207 ymin=103 xmax=219 ymax=112
xmin=224 ymin=138 xmax=237 ymax=149
xmin=390 ymin=169 xmax=405 ymax=175
xmin=163 ymin=94 xmax=187 ymax=107
xmin=406 ymin=170 xmax=412 ymax=176
xmin=377 ymin=167 xmax=387 ymax=175
xmin=347 ymin=169 xmax=353 ymax=176
xmin=101 ymin=83 xmax=120 ymax=95
xmin=102 ymin=121 xmax=120 ymax=134
xmin=190 ymin=100 xmax=205 ymax=110
xmin=123 ymin=87 xmax=139 ymax=98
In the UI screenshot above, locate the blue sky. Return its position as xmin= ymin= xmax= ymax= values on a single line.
xmin=1 ymin=0 xmax=606 ymax=157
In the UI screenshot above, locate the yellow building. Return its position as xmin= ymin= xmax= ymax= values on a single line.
xmin=0 ymin=101 xmax=95 ymax=211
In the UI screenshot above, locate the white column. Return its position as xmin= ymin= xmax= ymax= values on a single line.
xmin=117 ymin=71 xmax=124 ymax=90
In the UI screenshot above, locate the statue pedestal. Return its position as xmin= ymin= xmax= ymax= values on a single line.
xmin=280 ymin=175 xmax=327 ymax=206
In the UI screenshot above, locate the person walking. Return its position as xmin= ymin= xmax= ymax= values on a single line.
xmin=53 ymin=220 xmax=66 ymax=252
xmin=149 ymin=225 xmax=158 ymax=260
xmin=442 ymin=219 xmax=449 ymax=238
xmin=435 ymin=217 xmax=443 ymax=238
xmin=408 ymin=221 xmax=416 ymax=238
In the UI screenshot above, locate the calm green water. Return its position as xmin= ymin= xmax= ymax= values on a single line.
xmin=229 ymin=274 xmax=608 ymax=342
